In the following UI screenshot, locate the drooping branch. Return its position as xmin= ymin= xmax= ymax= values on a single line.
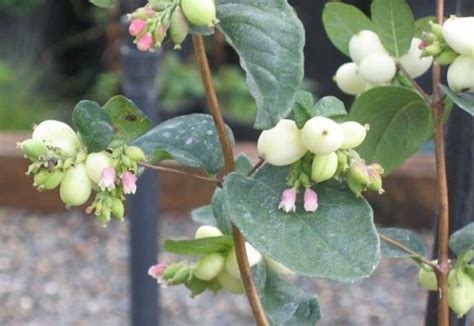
xmin=379 ymin=234 xmax=438 ymax=269
xmin=431 ymin=0 xmax=450 ymax=325
xmin=192 ymin=35 xmax=269 ymax=326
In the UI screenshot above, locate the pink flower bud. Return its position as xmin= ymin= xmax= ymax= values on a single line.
xmin=137 ymin=33 xmax=153 ymax=52
xmin=129 ymin=19 xmax=147 ymax=36
xmin=122 ymin=171 xmax=137 ymax=194
xmin=304 ymin=188 xmax=319 ymax=213
xmin=148 ymin=263 xmax=167 ymax=280
xmin=99 ymin=167 xmax=116 ymax=191
xmin=278 ymin=188 xmax=297 ymax=213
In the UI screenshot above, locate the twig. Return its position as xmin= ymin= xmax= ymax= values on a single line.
xmin=138 ymin=162 xmax=221 ymax=186
xmin=247 ymin=158 xmax=265 ymax=177
xmin=379 ymin=234 xmax=438 ymax=269
xmin=397 ymin=64 xmax=431 ymax=103
xmin=432 ymin=0 xmax=450 ymax=325
xmin=192 ymin=35 xmax=269 ymax=326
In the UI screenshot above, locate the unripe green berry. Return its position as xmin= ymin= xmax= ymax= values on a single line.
xmin=339 ymin=121 xmax=367 ymax=150
xmin=448 ymin=268 xmax=474 ymax=318
xmin=418 ymin=264 xmax=438 ymax=291
xmin=19 ymin=139 xmax=48 ymax=161
xmin=302 ymin=117 xmax=343 ymax=155
xmin=111 ymin=198 xmax=125 ymax=220
xmin=181 ymin=0 xmax=218 ymax=27
xmin=347 ymin=174 xmax=364 ymax=197
xmin=311 ymin=152 xmax=338 ymax=183
xmin=217 ymin=270 xmax=245 ymax=294
xmin=335 ymin=151 xmax=348 ymax=176
xmin=41 ymin=170 xmax=64 ymax=190
xmin=194 ymin=253 xmax=225 ymax=281
xmin=125 ymin=146 xmax=146 ymax=162
xmin=60 ymin=164 xmax=92 ymax=206
xmin=163 ymin=262 xmax=186 ymax=280
xmin=168 ymin=266 xmax=191 ymax=285
xmin=348 ymin=161 xmax=370 ymax=185
xmin=435 ymin=49 xmax=458 ymax=65
xmin=186 ymin=275 xmax=208 ymax=297
xmin=169 ymin=6 xmax=189 ymax=49
xmin=225 ymin=243 xmax=262 ymax=279
xmin=86 ymin=152 xmax=113 ymax=184
xmin=195 ymin=225 xmax=223 ymax=239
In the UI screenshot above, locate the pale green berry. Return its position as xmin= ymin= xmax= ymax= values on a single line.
xmin=418 ymin=264 xmax=438 ymax=291
xmin=265 ymin=257 xmax=295 ymax=276
xmin=340 ymin=121 xmax=367 ymax=150
xmin=349 ymin=30 xmax=387 ymax=64
xmin=85 ymin=152 xmax=113 ymax=184
xmin=334 ymin=62 xmax=367 ymax=95
xmin=125 ymin=146 xmax=146 ymax=162
xmin=194 ymin=253 xmax=225 ymax=281
xmin=60 ymin=164 xmax=92 ymax=206
xmin=302 ymin=117 xmax=343 ymax=155
xmin=359 ymin=53 xmax=396 ymax=84
xmin=195 ymin=225 xmax=223 ymax=239
xmin=399 ymin=38 xmax=433 ymax=78
xmin=217 ymin=270 xmax=245 ymax=294
xmin=311 ymin=152 xmax=338 ymax=183
xmin=181 ymin=0 xmax=218 ymax=27
xmin=169 ymin=6 xmax=189 ymax=49
xmin=442 ymin=16 xmax=474 ymax=56
xmin=19 ymin=139 xmax=48 ymax=161
xmin=32 ymin=120 xmax=81 ymax=156
xmin=257 ymin=119 xmax=307 ymax=166
xmin=448 ymin=268 xmax=474 ymax=318
xmin=111 ymin=198 xmax=125 ymax=220
xmin=447 ymin=55 xmax=474 ymax=92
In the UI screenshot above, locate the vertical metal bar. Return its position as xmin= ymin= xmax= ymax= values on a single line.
xmin=426 ymin=2 xmax=473 ymax=325
xmin=120 ymin=12 xmax=161 ymax=326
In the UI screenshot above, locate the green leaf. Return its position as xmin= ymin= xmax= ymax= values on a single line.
xmin=253 ymin=264 xmax=322 ymax=326
xmin=212 ymin=189 xmax=232 ymax=235
xmin=449 ymin=222 xmax=474 ymax=256
xmin=292 ymin=91 xmax=315 ymax=129
xmin=223 ymin=165 xmax=380 ymax=283
xmin=349 ymin=86 xmax=433 ymax=174
xmin=371 ymin=0 xmax=415 ymax=57
xmin=163 ymin=236 xmax=233 ymax=256
xmin=440 ymin=85 xmax=474 ymax=116
xmin=378 ymin=227 xmax=425 ymax=258
xmin=217 ymin=0 xmax=305 ymax=129
xmin=322 ymin=2 xmax=373 ymax=56
xmin=89 ymin=0 xmax=115 ymax=8
xmin=191 ymin=205 xmax=217 ymax=226
xmin=102 ymin=95 xmax=152 ymax=143
xmin=312 ymin=96 xmax=347 ymax=119
xmin=414 ymin=16 xmax=436 ymax=38
xmin=234 ymin=153 xmax=254 ymax=175
xmin=131 ymin=114 xmax=235 ymax=174
xmin=72 ymin=100 xmax=114 ymax=153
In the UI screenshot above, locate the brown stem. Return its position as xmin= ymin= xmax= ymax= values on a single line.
xmin=432 ymin=1 xmax=450 ymax=325
xmin=138 ymin=162 xmax=222 ymax=186
xmin=247 ymin=158 xmax=266 ymax=177
xmin=192 ymin=35 xmax=269 ymax=326
xmin=379 ymin=235 xmax=437 ymax=269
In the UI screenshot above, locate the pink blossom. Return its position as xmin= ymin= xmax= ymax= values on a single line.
xmin=129 ymin=19 xmax=147 ymax=36
xmin=122 ymin=171 xmax=137 ymax=194
xmin=148 ymin=263 xmax=167 ymax=280
xmin=137 ymin=33 xmax=153 ymax=52
xmin=278 ymin=188 xmax=297 ymax=213
xmin=304 ymin=188 xmax=319 ymax=213
xmin=99 ymin=167 xmax=116 ymax=191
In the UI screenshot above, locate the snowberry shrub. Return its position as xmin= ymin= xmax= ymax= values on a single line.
xmin=20 ymin=0 xmax=474 ymax=324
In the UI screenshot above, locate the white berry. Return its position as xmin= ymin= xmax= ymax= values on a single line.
xmin=302 ymin=117 xmax=343 ymax=155
xmin=349 ymin=30 xmax=387 ymax=64
xmin=257 ymin=119 xmax=307 ymax=166
xmin=225 ymin=243 xmax=262 ymax=279
xmin=359 ymin=53 xmax=397 ymax=84
xmin=442 ymin=16 xmax=474 ymax=56
xmin=195 ymin=225 xmax=223 ymax=239
xmin=399 ymin=38 xmax=433 ymax=78
xmin=340 ymin=121 xmax=367 ymax=150
xmin=32 ymin=120 xmax=81 ymax=156
xmin=447 ymin=55 xmax=474 ymax=92
xmin=334 ymin=63 xmax=367 ymax=95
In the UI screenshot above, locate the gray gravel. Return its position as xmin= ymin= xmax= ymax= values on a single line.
xmin=0 ymin=208 xmax=471 ymax=325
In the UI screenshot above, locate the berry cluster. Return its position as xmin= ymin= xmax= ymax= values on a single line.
xmin=148 ymin=225 xmax=293 ymax=297
xmin=18 ymin=120 xmax=145 ymax=225
xmin=257 ymin=117 xmax=383 ymax=214
xmin=420 ymin=16 xmax=474 ymax=92
xmin=127 ymin=0 xmax=218 ymax=52
xmin=335 ymin=30 xmax=433 ymax=96
xmin=419 ymin=262 xmax=474 ymax=318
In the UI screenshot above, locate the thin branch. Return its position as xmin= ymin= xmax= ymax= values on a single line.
xmin=397 ymin=64 xmax=431 ymax=103
xmin=192 ymin=35 xmax=269 ymax=326
xmin=432 ymin=0 xmax=450 ymax=325
xmin=379 ymin=234 xmax=438 ymax=269
xmin=247 ymin=158 xmax=265 ymax=177
xmin=139 ymin=162 xmax=222 ymax=186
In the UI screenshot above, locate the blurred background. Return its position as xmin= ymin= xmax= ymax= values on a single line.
xmin=0 ymin=0 xmax=471 ymax=325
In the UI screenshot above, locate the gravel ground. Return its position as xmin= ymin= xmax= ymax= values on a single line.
xmin=0 ymin=208 xmax=472 ymax=326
